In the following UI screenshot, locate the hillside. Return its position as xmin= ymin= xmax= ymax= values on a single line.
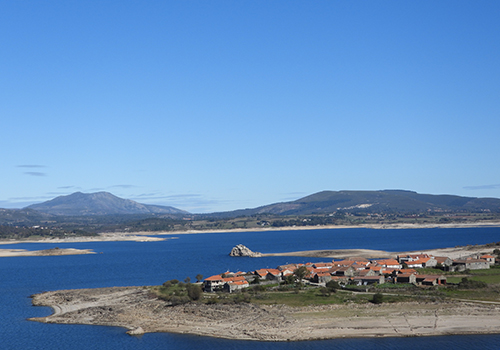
xmin=208 ymin=190 xmax=500 ymax=217
xmin=0 ymin=208 xmax=55 ymax=226
xmin=26 ymin=192 xmax=189 ymax=216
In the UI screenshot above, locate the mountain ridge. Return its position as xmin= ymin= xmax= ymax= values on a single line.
xmin=25 ymin=191 xmax=189 ymax=216
xmin=206 ymin=189 xmax=500 ymax=217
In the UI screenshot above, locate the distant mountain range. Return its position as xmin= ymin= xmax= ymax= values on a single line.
xmin=1 ymin=190 xmax=500 ymax=227
xmin=208 ymin=190 xmax=500 ymax=217
xmin=25 ymin=192 xmax=189 ymax=216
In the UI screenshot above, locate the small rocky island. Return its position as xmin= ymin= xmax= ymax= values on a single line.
xmin=229 ymin=244 xmax=262 ymax=257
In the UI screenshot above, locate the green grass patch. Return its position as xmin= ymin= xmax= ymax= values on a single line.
xmin=417 ymin=267 xmax=446 ymax=274
xmin=446 ymin=277 xmax=463 ymax=284
xmin=456 ymin=266 xmax=500 ymax=284
xmin=469 ymin=274 xmax=500 ymax=284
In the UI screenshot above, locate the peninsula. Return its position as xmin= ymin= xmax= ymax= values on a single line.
xmin=29 ymin=244 xmax=500 ymax=341
xmin=29 ymin=286 xmax=500 ymax=341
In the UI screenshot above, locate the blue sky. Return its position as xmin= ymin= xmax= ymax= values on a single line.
xmin=1 ymin=1 xmax=499 ymax=213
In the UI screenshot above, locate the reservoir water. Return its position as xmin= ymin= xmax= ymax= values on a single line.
xmin=1 ymin=227 xmax=499 ymax=349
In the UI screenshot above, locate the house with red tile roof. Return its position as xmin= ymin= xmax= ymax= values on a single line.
xmin=312 ymin=271 xmax=332 ymax=284
xmin=356 ymin=269 xmax=377 ymax=277
xmin=434 ymin=256 xmax=453 ymax=267
xmin=203 ymin=275 xmax=225 ymax=292
xmin=265 ymin=269 xmax=283 ymax=282
xmin=395 ymin=273 xmax=416 ymax=284
xmin=254 ymin=269 xmax=271 ymax=279
xmin=405 ymin=257 xmax=437 ymax=268
xmin=415 ymin=275 xmax=446 ymax=286
xmin=351 ymin=275 xmax=385 ymax=286
xmin=223 ymin=279 xmax=249 ymax=293
xmin=370 ymin=259 xmax=401 ymax=269
xmin=332 ymin=260 xmax=356 ymax=267
xmin=331 ymin=266 xmax=355 ymax=277
xmin=313 ymin=262 xmax=334 ymax=269
xmin=481 ymin=254 xmax=496 ymax=265
xmin=398 ymin=253 xmax=432 ymax=263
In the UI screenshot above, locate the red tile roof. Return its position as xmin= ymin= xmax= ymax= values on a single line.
xmin=205 ymin=275 xmax=223 ymax=281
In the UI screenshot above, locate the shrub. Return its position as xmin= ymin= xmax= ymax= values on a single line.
xmin=326 ymin=280 xmax=340 ymax=293
xmin=163 ymin=279 xmax=179 ymax=288
xmin=170 ymin=296 xmax=190 ymax=306
xmin=233 ymin=294 xmax=251 ymax=304
xmin=186 ymin=284 xmax=202 ymax=301
xmin=371 ymin=293 xmax=384 ymax=304
xmin=458 ymin=277 xmax=488 ymax=289
xmin=319 ymin=287 xmax=331 ymax=297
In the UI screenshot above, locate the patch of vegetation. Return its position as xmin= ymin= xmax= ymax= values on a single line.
xmin=458 ymin=277 xmax=488 ymax=289
xmin=371 ymin=293 xmax=384 ymax=304
xmin=152 ymin=279 xmax=203 ymax=305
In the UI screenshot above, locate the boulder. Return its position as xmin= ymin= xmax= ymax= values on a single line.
xmin=127 ymin=327 xmax=145 ymax=336
xmin=229 ymin=244 xmax=262 ymax=257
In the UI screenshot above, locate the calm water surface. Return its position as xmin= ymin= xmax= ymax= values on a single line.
xmin=1 ymin=227 xmax=499 ymax=349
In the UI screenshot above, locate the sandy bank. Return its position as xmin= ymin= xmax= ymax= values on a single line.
xmin=0 ymin=232 xmax=170 ymax=245
xmin=29 ymin=287 xmax=500 ymax=341
xmin=261 ymin=244 xmax=498 ymax=260
xmin=3 ymin=221 xmax=499 ymax=245
xmin=151 ymin=221 xmax=500 ymax=235
xmin=0 ymin=247 xmax=95 ymax=257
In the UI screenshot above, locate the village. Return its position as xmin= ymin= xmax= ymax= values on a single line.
xmin=203 ymin=252 xmax=496 ymax=293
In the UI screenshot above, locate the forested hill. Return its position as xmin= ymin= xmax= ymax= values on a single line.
xmin=207 ymin=190 xmax=500 ymax=217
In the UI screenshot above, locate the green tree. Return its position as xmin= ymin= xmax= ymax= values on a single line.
xmin=250 ymin=276 xmax=260 ymax=285
xmin=285 ymin=274 xmax=296 ymax=285
xmin=186 ymin=283 xmax=203 ymax=301
xmin=294 ymin=266 xmax=309 ymax=286
xmin=195 ymin=274 xmax=204 ymax=283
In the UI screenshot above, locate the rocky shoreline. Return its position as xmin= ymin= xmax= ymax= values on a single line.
xmin=29 ymin=286 xmax=500 ymax=341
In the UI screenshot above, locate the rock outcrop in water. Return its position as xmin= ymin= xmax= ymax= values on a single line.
xmin=229 ymin=244 xmax=262 ymax=257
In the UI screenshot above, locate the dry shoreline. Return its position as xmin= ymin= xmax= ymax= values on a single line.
xmin=262 ymin=244 xmax=498 ymax=260
xmin=0 ymin=247 xmax=95 ymax=257
xmin=2 ymin=221 xmax=499 ymax=246
xmin=29 ymin=286 xmax=500 ymax=341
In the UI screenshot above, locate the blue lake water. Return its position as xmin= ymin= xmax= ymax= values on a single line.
xmin=1 ymin=227 xmax=500 ymax=349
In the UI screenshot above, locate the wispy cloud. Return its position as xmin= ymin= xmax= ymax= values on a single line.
xmin=108 ymin=184 xmax=138 ymax=189
xmin=58 ymin=185 xmax=81 ymax=190
xmin=17 ymin=164 xmax=46 ymax=168
xmin=24 ymin=171 xmax=46 ymax=177
xmin=463 ymin=184 xmax=500 ymax=190
xmin=17 ymin=165 xmax=47 ymax=176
